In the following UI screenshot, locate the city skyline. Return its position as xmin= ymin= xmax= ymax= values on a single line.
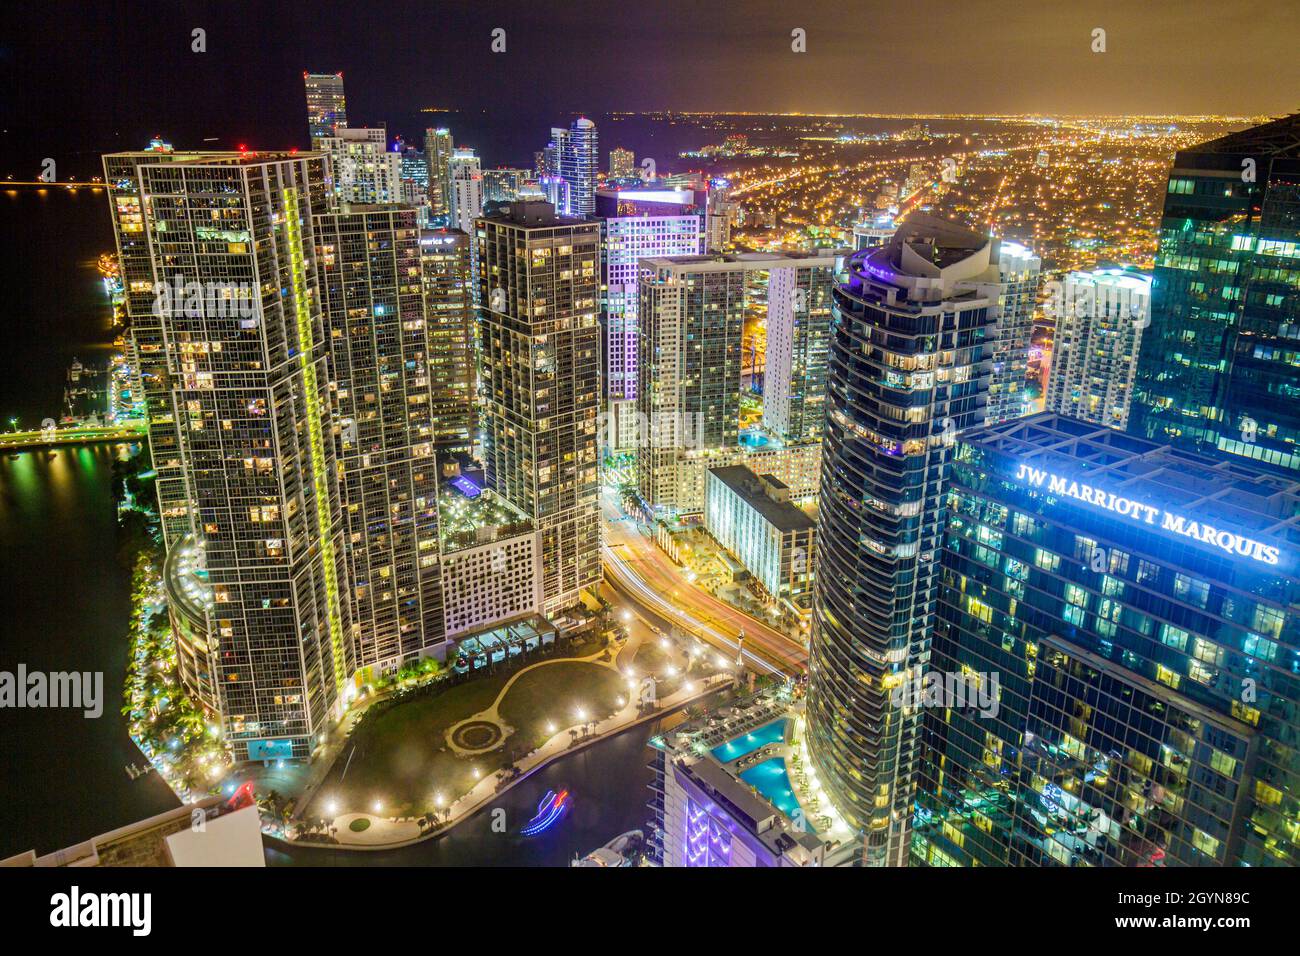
xmin=1 ymin=2 xmax=1297 ymax=908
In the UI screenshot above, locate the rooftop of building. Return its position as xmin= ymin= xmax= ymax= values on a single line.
xmin=653 ymin=689 xmax=853 ymax=859
xmin=1194 ymin=112 xmax=1300 ymax=158
xmin=707 ymin=465 xmax=816 ymax=532
xmin=438 ymin=482 xmax=534 ymax=553
xmin=958 ymin=412 xmax=1300 ymax=554
xmin=479 ymin=200 xmax=595 ymax=228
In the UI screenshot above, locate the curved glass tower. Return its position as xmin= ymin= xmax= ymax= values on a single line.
xmin=807 ymin=214 xmax=1016 ymax=865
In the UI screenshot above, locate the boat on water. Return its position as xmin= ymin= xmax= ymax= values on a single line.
xmin=571 ymin=829 xmax=644 ymax=867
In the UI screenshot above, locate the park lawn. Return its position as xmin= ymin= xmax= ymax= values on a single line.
xmin=495 ymin=660 xmax=626 ymax=752
xmin=305 ymin=651 xmax=623 ymax=820
xmin=307 ymin=671 xmax=511 ymax=819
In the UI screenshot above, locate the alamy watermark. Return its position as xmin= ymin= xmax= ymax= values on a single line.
xmin=152 ymin=274 xmax=258 ymax=321
xmin=0 ymin=664 xmax=102 ymax=718
xmin=890 ymin=669 xmax=1000 ymax=718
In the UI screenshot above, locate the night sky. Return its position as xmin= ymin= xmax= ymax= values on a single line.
xmin=3 ymin=0 xmax=1298 ymax=177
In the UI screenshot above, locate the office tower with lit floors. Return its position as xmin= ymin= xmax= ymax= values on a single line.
xmin=104 ymin=149 xmax=353 ymax=761
xmin=913 ymin=413 xmax=1300 ymax=867
xmin=476 ymin=201 xmax=601 ymax=613
xmin=315 ymin=204 xmax=446 ymax=671
xmin=304 ymin=71 xmax=347 ymax=141
xmin=807 ymin=214 xmax=1019 ymax=866
xmin=1129 ymin=112 xmax=1300 ymax=474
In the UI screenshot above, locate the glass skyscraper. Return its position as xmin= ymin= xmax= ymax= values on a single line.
xmin=807 ymin=214 xmax=1032 ymax=865
xmin=545 ymin=117 xmax=599 ymax=217
xmin=914 ymin=413 xmax=1299 ymax=868
xmin=1130 ymin=113 xmax=1300 ymax=474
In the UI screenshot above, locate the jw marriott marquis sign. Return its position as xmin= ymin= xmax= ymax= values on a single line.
xmin=1013 ymin=463 xmax=1282 ymax=566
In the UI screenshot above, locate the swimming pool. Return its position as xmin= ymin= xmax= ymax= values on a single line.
xmin=739 ymin=757 xmax=810 ymax=828
xmin=709 ymin=718 xmax=788 ymax=763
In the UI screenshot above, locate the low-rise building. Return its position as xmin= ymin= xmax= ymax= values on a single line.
xmin=704 ymin=466 xmax=816 ymax=615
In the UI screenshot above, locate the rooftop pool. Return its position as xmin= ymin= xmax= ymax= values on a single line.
xmin=709 ymin=718 xmax=788 ymax=764
xmin=739 ymin=757 xmax=811 ymax=829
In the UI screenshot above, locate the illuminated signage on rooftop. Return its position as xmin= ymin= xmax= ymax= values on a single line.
xmin=1013 ymin=463 xmax=1281 ymax=566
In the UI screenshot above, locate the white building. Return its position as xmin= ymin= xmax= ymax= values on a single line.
xmin=596 ymin=186 xmax=706 ymax=452
xmin=448 ymin=148 xmax=483 ymax=233
xmin=763 ymin=251 xmax=847 ymax=443
xmin=986 ymin=240 xmax=1043 ymax=425
xmin=1045 ymin=267 xmax=1153 ymax=430
xmin=704 ymin=466 xmax=816 ymax=614
xmin=319 ymin=127 xmax=401 ymax=205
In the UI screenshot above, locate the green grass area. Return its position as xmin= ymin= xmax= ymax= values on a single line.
xmin=306 ymin=651 xmax=623 ymax=820
xmin=497 ymin=660 xmax=627 ymax=752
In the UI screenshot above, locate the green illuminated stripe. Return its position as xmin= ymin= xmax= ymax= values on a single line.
xmin=282 ymin=185 xmax=347 ymax=700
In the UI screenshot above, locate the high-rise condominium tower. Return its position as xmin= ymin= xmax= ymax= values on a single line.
xmin=635 ymin=251 xmax=846 ymax=514
xmin=318 ymin=127 xmax=402 ymax=205
xmin=315 ymin=204 xmax=445 ymax=671
xmin=104 ymin=146 xmax=195 ymax=548
xmin=424 ymin=127 xmax=454 ymax=217
xmin=105 ymin=150 xmax=352 ymax=761
xmin=304 ymin=72 xmax=347 ymax=142
xmin=420 ymin=228 xmax=476 ymax=455
xmin=1044 ymin=267 xmax=1152 ymax=430
xmin=1130 ymin=113 xmax=1300 ymax=474
xmin=763 ymin=255 xmax=845 ymax=443
xmin=595 ymin=186 xmax=706 ymax=449
xmin=477 ymin=201 xmax=602 ymax=612
xmin=985 ymin=242 xmax=1041 ymax=424
xmin=807 ymin=214 xmax=1022 ymax=865
xmin=545 ymin=117 xmax=599 ymax=217
xmin=608 ymin=147 xmax=635 ymax=180
xmin=447 ymin=148 xmax=483 ymax=233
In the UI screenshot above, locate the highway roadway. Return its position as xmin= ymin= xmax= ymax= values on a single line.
xmin=600 ymin=490 xmax=808 ymax=678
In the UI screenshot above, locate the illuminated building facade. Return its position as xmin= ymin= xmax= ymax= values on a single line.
xmin=914 ymin=413 xmax=1300 ymax=868
xmin=608 ymin=146 xmax=635 ymax=180
xmin=448 ymin=148 xmax=483 ymax=233
xmin=103 ymin=147 xmax=194 ymax=548
xmin=476 ymin=201 xmax=601 ymax=613
xmin=1045 ymin=267 xmax=1152 ymax=430
xmin=807 ymin=214 xmax=1011 ymax=866
xmin=107 ymin=150 xmax=353 ymax=761
xmin=595 ymin=186 xmax=706 ymax=450
xmin=986 ymin=241 xmax=1041 ymax=425
xmin=704 ymin=466 xmax=816 ymax=615
xmin=304 ymin=72 xmax=347 ymax=142
xmin=424 ymin=127 xmax=454 ymax=217
xmin=763 ymin=252 xmax=848 ymax=443
xmin=545 ymin=117 xmax=599 ymax=217
xmin=315 ymin=204 xmax=446 ymax=671
xmin=318 ymin=127 xmax=401 ymax=204
xmin=1130 ymin=113 xmax=1300 ymax=474
xmin=420 ymin=229 xmax=476 ymax=455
